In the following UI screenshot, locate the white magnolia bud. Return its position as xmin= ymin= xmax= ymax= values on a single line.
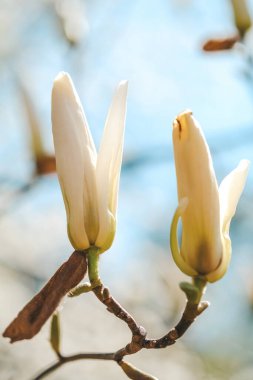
xmin=52 ymin=72 xmax=128 ymax=252
xmin=171 ymin=110 xmax=249 ymax=282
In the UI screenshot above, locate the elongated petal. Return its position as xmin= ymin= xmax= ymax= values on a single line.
xmin=205 ymin=238 xmax=231 ymax=283
xmin=219 ymin=159 xmax=250 ymax=236
xmin=172 ymin=111 xmax=223 ymax=275
xmin=95 ymin=81 xmax=128 ymax=251
xmin=170 ymin=198 xmax=198 ymax=277
xmin=52 ymin=72 xmax=98 ymax=250
xmin=210 ymin=158 xmax=251 ymax=283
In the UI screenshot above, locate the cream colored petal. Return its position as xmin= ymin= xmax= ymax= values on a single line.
xmin=95 ymin=81 xmax=128 ymax=250
xmin=170 ymin=198 xmax=198 ymax=277
xmin=219 ymin=159 xmax=250 ymax=235
xmin=205 ymin=237 xmax=231 ymax=283
xmin=207 ymin=160 xmax=249 ymax=282
xmin=173 ymin=111 xmax=223 ymax=275
xmin=52 ymin=72 xmax=98 ymax=250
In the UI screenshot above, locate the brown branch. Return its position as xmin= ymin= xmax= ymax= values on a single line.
xmin=31 ymin=352 xmax=115 ymax=380
xmin=92 ymin=285 xmax=145 ymax=334
xmin=92 ymin=284 xmax=147 ymax=360
xmin=30 ymin=295 xmax=208 ymax=380
xmin=143 ymin=300 xmax=209 ymax=349
xmin=3 ymin=251 xmax=87 ymax=342
xmin=91 ymin=283 xmax=208 ymax=361
xmin=3 ymin=246 xmax=209 ymax=379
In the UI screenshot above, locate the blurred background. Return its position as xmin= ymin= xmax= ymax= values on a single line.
xmin=1 ymin=0 xmax=253 ymax=379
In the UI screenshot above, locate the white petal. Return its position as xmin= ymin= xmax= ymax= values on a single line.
xmin=52 ymin=72 xmax=98 ymax=250
xmin=219 ymin=159 xmax=250 ymax=235
xmin=95 ymin=81 xmax=128 ymax=250
xmin=208 ymin=160 xmax=250 ymax=282
xmin=206 ymin=160 xmax=249 ymax=283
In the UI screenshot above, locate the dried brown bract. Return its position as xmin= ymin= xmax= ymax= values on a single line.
xmin=3 ymin=251 xmax=87 ymax=342
xmin=36 ymin=155 xmax=56 ymax=175
xmin=202 ymin=35 xmax=240 ymax=52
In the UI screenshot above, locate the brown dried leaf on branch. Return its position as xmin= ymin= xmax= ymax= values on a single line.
xmin=202 ymin=35 xmax=240 ymax=52
xmin=3 ymin=251 xmax=87 ymax=343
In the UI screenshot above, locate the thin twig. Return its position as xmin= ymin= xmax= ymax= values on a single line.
xmin=143 ymin=300 xmax=208 ymax=348
xmin=30 ymin=283 xmax=208 ymax=379
xmin=31 ymin=296 xmax=207 ymax=379
xmin=32 ymin=352 xmax=115 ymax=380
xmin=92 ymin=284 xmax=145 ymax=334
xmin=91 ymin=283 xmax=208 ymax=360
xmin=92 ymin=284 xmax=147 ymax=360
xmin=26 ymin=249 xmax=207 ymax=379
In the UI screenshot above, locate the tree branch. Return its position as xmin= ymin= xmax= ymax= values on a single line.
xmin=31 ymin=352 xmax=115 ymax=380
xmin=143 ymin=299 xmax=209 ymax=349
xmin=91 ymin=282 xmax=208 ymax=360
xmin=91 ymin=284 xmax=147 ymax=360
xmin=30 ymin=294 xmax=208 ymax=380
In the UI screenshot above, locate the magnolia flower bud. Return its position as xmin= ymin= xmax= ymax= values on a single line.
xmin=171 ymin=110 xmax=249 ymax=282
xmin=52 ymin=72 xmax=128 ymax=252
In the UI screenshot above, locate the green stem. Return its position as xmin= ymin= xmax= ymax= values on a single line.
xmin=193 ymin=277 xmax=206 ymax=304
xmin=87 ymin=247 xmax=101 ymax=286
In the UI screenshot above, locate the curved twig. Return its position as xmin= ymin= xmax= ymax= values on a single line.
xmin=30 ymin=282 xmax=208 ymax=379
xmin=32 ymin=352 xmax=115 ymax=380
xmin=31 ymin=296 xmax=208 ymax=379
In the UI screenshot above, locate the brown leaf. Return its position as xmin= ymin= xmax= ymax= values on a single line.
xmin=3 ymin=251 xmax=87 ymax=343
xmin=202 ymin=35 xmax=240 ymax=52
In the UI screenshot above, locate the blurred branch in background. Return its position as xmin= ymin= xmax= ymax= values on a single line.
xmin=0 ymin=82 xmax=56 ymax=218
xmin=0 ymin=0 xmax=89 ymax=218
xmin=203 ymin=0 xmax=251 ymax=51
xmin=19 ymin=80 xmax=56 ymax=176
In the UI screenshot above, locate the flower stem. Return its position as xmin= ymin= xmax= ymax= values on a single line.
xmin=87 ymin=247 xmax=101 ymax=287
xmin=193 ymin=277 xmax=207 ymax=304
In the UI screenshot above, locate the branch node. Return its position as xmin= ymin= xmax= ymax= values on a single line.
xmin=103 ymin=287 xmax=110 ymax=300
xmin=168 ymin=328 xmax=178 ymax=341
xmin=197 ymin=301 xmax=210 ymax=315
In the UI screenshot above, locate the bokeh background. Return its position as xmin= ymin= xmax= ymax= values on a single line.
xmin=1 ymin=0 xmax=253 ymax=379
